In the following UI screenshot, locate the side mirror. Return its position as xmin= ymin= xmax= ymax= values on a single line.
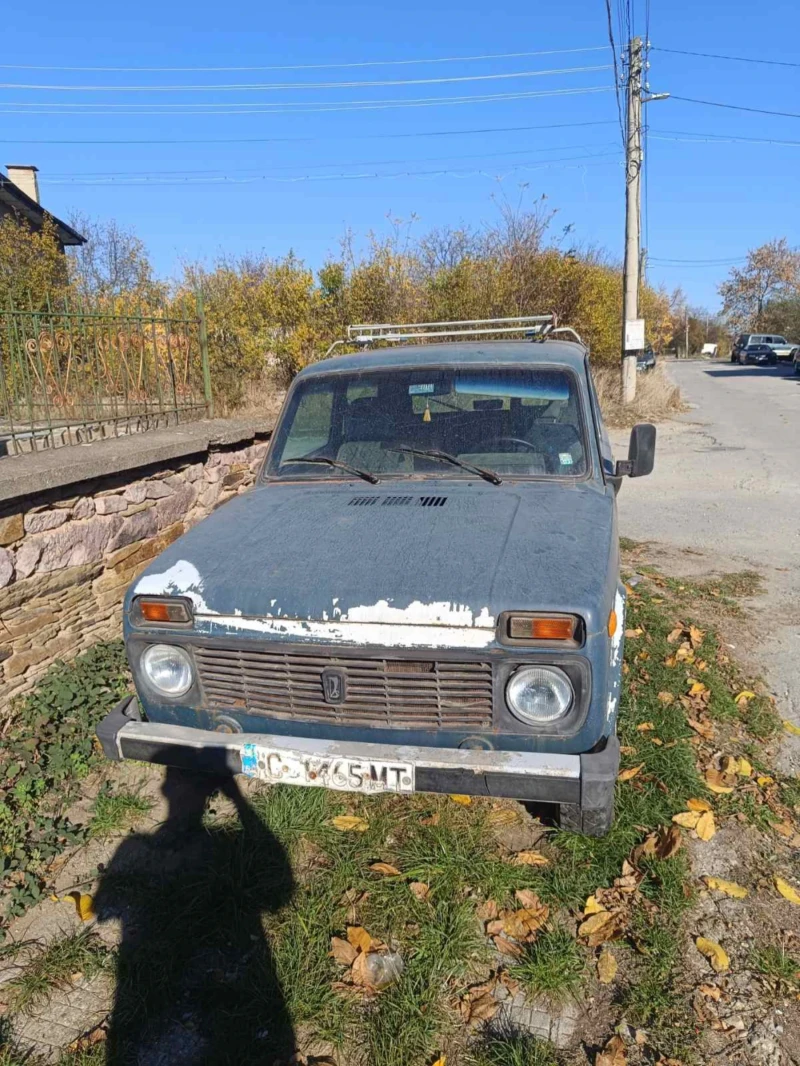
xmin=615 ymin=423 xmax=656 ymax=478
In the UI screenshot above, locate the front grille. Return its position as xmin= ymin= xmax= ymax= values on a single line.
xmin=194 ymin=645 xmax=494 ymax=729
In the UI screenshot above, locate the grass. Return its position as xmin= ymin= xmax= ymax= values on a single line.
xmin=593 ymin=364 xmax=684 ymax=428
xmin=750 ymin=944 xmax=800 ymax=991
xmin=511 ymin=925 xmax=585 ymax=1002
xmin=468 ymin=1032 xmax=559 ymax=1066
xmin=89 ymin=784 xmax=153 ymax=838
xmin=7 ymin=931 xmax=110 ymax=1014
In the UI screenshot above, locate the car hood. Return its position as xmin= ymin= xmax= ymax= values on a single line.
xmin=130 ymin=481 xmax=616 ymax=647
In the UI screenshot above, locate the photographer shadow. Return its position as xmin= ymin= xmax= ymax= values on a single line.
xmin=94 ymin=768 xmax=295 ymax=1065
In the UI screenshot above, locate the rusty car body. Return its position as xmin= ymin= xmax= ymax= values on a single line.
xmin=97 ymin=316 xmax=656 ymax=835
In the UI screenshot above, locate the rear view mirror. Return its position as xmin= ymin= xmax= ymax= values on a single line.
xmin=615 ymin=423 xmax=656 ymax=478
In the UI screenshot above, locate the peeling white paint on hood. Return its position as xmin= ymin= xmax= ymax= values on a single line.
xmin=610 ymin=588 xmax=625 ymax=668
xmin=344 ymin=599 xmax=495 ymax=629
xmin=134 ymin=560 xmax=216 ymax=615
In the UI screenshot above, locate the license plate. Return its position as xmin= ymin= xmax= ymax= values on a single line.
xmin=240 ymin=743 xmax=415 ymax=794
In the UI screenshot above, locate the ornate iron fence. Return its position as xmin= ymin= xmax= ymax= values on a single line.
xmin=0 ymin=295 xmax=213 ymax=456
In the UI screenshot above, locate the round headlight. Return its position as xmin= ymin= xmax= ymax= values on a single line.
xmin=141 ymin=644 xmax=193 ymax=697
xmin=506 ymin=665 xmax=573 ymax=724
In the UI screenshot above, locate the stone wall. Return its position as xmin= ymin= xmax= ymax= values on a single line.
xmin=0 ymin=429 xmax=270 ymax=709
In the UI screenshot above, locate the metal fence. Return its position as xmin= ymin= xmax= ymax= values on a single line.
xmin=0 ymin=295 xmax=213 ymax=457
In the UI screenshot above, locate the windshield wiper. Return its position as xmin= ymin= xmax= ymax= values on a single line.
xmin=282 ymin=456 xmax=380 ymax=484
xmin=389 ymin=445 xmax=502 ymax=485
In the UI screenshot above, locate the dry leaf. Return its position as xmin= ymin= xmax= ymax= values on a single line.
xmin=699 ymin=983 xmax=722 ymax=1000
xmin=689 ymin=681 xmax=709 ymax=697
xmin=687 ymin=718 xmax=715 ymax=740
xmin=695 ymin=811 xmax=717 ymax=841
xmin=583 ymin=895 xmax=604 ymax=916
xmin=419 ymin=812 xmax=440 ymax=826
xmin=667 ymin=627 xmax=684 ymax=644
xmin=331 ymin=815 xmax=369 ymax=832
xmin=618 ymin=764 xmax=644 ymax=782
xmin=476 ymin=899 xmax=499 ymax=921
xmin=65 ymin=891 xmax=95 ymax=922
xmin=409 ymin=882 xmax=431 ymax=902
xmin=687 ymin=798 xmax=712 ymax=812
xmin=783 ymin=720 xmax=800 ymax=737
xmin=672 ymin=811 xmax=701 ymax=829
xmin=735 ymin=690 xmax=756 ymax=705
xmin=689 ymin=625 xmax=704 ymax=648
xmin=704 ymin=769 xmax=735 ymax=795
xmin=493 ymin=934 xmax=524 ymax=957
xmin=703 ymin=877 xmax=748 ymax=899
xmin=757 ymin=775 xmax=775 ymax=788
xmin=773 ymin=821 xmax=794 ymax=838
xmin=346 ymin=926 xmax=373 ymax=954
xmin=513 ymin=851 xmax=549 ymax=867
xmin=654 ymin=825 xmax=682 ymax=859
xmin=775 ymin=876 xmax=800 ymax=905
xmin=449 ymin=794 xmax=472 ymax=805
xmin=657 ymin=691 xmax=674 ymax=705
xmin=330 ymin=936 xmax=358 ymax=965
xmin=619 ymin=745 xmax=638 ymax=756
xmin=431 ymin=1058 xmax=446 ymax=1066
xmin=596 ymin=1034 xmax=628 ymax=1066
xmin=464 ymin=990 xmax=498 ymax=1023
xmin=650 ymin=737 xmax=664 ymax=746
xmin=636 ymin=722 xmax=655 ymax=732
xmin=578 ymin=910 xmax=614 ymax=938
xmin=597 ymin=949 xmax=618 ymax=984
xmin=487 ymin=808 xmax=519 ymax=827
xmin=625 ymin=627 xmax=642 ymax=638
xmin=369 ymin=862 xmax=401 ymax=876
xmin=696 ymin=936 xmax=730 ymax=972
xmin=736 ymin=757 xmax=752 ymax=777
xmin=515 ymin=888 xmax=544 ymax=909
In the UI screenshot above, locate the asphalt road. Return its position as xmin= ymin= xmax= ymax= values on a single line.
xmin=612 ymin=359 xmax=800 ymax=771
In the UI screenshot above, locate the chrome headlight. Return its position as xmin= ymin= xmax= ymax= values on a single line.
xmin=141 ymin=644 xmax=193 ymax=697
xmin=506 ymin=665 xmax=573 ymax=724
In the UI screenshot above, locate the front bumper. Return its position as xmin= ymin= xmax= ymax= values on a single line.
xmin=97 ymin=696 xmax=619 ymax=808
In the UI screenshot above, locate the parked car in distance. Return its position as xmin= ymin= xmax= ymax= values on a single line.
xmin=793 ymin=348 xmax=800 ymax=376
xmin=97 ymin=314 xmax=657 ymax=838
xmin=738 ymin=343 xmax=778 ymax=366
xmin=731 ymin=333 xmax=796 ymax=363
xmin=636 ymin=348 xmax=656 ymax=372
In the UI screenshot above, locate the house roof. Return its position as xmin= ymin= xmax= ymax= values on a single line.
xmin=0 ymin=172 xmax=85 ymax=246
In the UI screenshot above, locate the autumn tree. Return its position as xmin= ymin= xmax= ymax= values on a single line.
xmin=67 ymin=213 xmax=163 ymax=306
xmin=719 ymin=239 xmax=800 ymax=330
xmin=0 ymin=214 xmax=69 ymax=307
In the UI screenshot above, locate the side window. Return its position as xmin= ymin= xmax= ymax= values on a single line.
xmin=585 ymin=365 xmax=612 ymax=474
xmin=281 ymin=386 xmax=334 ymax=461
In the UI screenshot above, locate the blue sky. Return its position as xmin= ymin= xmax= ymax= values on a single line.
xmin=3 ymin=0 xmax=799 ymax=309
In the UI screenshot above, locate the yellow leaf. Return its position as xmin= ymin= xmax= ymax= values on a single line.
xmin=579 ymin=910 xmax=614 ymax=938
xmin=432 ymin=1058 xmax=446 ymax=1066
xmin=513 ymin=850 xmax=550 ymax=867
xmin=487 ymin=808 xmax=519 ymax=827
xmin=704 ymin=769 xmax=735 ymax=794
xmin=330 ymin=936 xmax=358 ymax=965
xmin=449 ymin=794 xmax=472 ymax=805
xmin=775 ymin=876 xmax=800 ymax=905
xmin=687 ymin=798 xmax=712 ymax=812
xmin=757 ymin=775 xmax=775 ymax=787
xmin=618 ymin=764 xmax=644 ymax=782
xmin=688 ymin=625 xmax=704 ymax=648
xmin=369 ymin=862 xmax=401 ymax=876
xmin=66 ymin=891 xmax=95 ymax=922
xmin=346 ymin=926 xmax=373 ymax=954
xmin=703 ymin=877 xmax=748 ymax=899
xmin=695 ymin=936 xmax=730 ymax=972
xmin=636 ymin=722 xmax=655 ymax=732
xmin=409 ymin=881 xmax=431 ymax=902
xmin=672 ymin=811 xmax=701 ymax=829
xmin=695 ymin=810 xmax=717 ymax=841
xmin=597 ymin=949 xmax=618 ymax=984
xmin=783 ymin=720 xmax=800 ymax=737
xmin=735 ymin=690 xmax=756 ymax=705
xmin=583 ymin=895 xmax=604 ymax=916
xmin=331 ymin=815 xmax=369 ymax=832
xmin=657 ymin=691 xmax=674 ymax=705
xmin=736 ymin=757 xmax=752 ymax=777
xmin=689 ymin=681 xmax=708 ymax=697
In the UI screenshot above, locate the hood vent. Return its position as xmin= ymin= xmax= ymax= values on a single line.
xmin=348 ymin=495 xmax=448 ymax=508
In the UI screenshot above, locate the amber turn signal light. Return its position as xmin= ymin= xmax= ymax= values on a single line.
xmin=137 ymin=598 xmax=192 ymax=624
xmin=508 ymin=615 xmax=577 ymax=641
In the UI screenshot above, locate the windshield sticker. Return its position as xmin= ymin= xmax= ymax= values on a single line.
xmin=455 ymin=374 xmax=569 ymax=400
xmin=409 ymin=383 xmax=435 ymax=395
xmin=559 ymin=453 xmax=574 ymax=465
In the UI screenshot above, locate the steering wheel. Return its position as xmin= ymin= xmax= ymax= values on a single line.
xmin=483 ymin=437 xmax=539 ymax=452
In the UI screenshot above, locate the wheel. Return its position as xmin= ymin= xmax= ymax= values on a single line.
xmin=558 ymin=798 xmax=615 ymax=837
xmin=739 ymin=352 xmax=747 ymax=365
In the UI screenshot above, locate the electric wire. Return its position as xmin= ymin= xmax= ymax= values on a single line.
xmin=653 ymin=46 xmax=800 ymax=69
xmin=670 ymin=95 xmax=800 ymax=120
xmin=603 ymin=0 xmax=626 ymax=146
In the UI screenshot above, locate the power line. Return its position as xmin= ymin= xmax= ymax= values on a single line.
xmin=650 ymin=256 xmax=746 ymax=264
xmin=38 ymin=153 xmax=622 ymax=188
xmin=0 ymin=45 xmax=611 ymax=73
xmin=651 ymin=128 xmax=800 ymax=147
xmin=603 ymin=0 xmax=626 ymax=145
xmin=0 ymin=64 xmax=612 ymax=93
xmin=653 ymin=46 xmax=800 ymax=69
xmin=670 ymin=95 xmax=800 ymax=120
xmin=0 ymin=117 xmax=619 ymax=145
xmin=0 ymin=86 xmax=615 ymax=117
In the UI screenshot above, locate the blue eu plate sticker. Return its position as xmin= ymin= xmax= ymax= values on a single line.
xmin=559 ymin=453 xmax=574 ymax=465
xmin=409 ymin=383 xmax=435 ymax=395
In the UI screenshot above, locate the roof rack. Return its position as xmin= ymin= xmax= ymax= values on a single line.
xmin=323 ymin=314 xmax=587 ymax=358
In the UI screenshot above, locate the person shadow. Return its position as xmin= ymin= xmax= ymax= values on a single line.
xmin=93 ymin=767 xmax=296 ymax=1066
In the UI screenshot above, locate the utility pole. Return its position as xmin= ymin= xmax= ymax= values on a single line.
xmin=621 ymin=36 xmax=643 ymax=404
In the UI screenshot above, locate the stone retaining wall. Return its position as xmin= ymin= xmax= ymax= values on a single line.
xmin=0 ymin=431 xmax=270 ymax=709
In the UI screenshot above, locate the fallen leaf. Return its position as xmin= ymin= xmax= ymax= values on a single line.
xmin=672 ymin=811 xmax=701 ymax=829
xmin=689 ymin=625 xmax=705 ymax=648
xmin=625 ymin=628 xmax=642 ymax=638
xmin=476 ymin=899 xmax=499 ymax=921
xmin=695 ymin=811 xmax=717 ymax=841
xmin=331 ymin=815 xmax=369 ymax=832
xmin=618 ymin=764 xmax=644 ymax=782
xmin=419 ymin=812 xmax=440 ymax=827
xmin=736 ymin=757 xmax=752 ymax=777
xmin=463 ymin=990 xmax=498 ymax=1023
xmin=583 ymin=895 xmax=604 ymax=916
xmin=696 ymin=936 xmax=730 ymax=973
xmin=775 ymin=876 xmax=800 ymax=905
xmin=650 ymin=737 xmax=664 ymax=746
xmin=704 ymin=769 xmax=735 ymax=795
xmin=735 ymin=690 xmax=756 ymax=705
xmin=487 ymin=808 xmax=519 ymax=827
xmin=431 ymin=1058 xmax=446 ymax=1066
xmin=369 ymin=862 xmax=401 ymax=876
xmin=687 ymin=718 xmax=715 ymax=740
xmin=654 ymin=825 xmax=683 ymax=860
xmin=782 ymin=720 xmax=800 ymax=736
xmin=493 ymin=934 xmax=524 ymax=957
xmin=597 ymin=949 xmax=618 ymax=984
xmin=636 ymin=722 xmax=655 ymax=732
xmin=596 ymin=1033 xmax=628 ymax=1066
xmin=699 ymin=982 xmax=722 ymax=1000
xmin=346 ymin=926 xmax=373 ymax=954
xmin=515 ymin=888 xmax=544 ymax=909
xmin=578 ymin=910 xmax=615 ymax=939
xmin=513 ymin=851 xmax=549 ymax=867
xmin=773 ymin=821 xmax=794 ymax=838
xmin=667 ymin=627 xmax=684 ymax=644
xmin=689 ymin=681 xmax=709 ymax=697
xmin=66 ymin=891 xmax=95 ymax=922
xmin=657 ymin=691 xmax=675 ymax=705
xmin=757 ymin=775 xmax=775 ymax=788
xmin=703 ymin=877 xmax=748 ymax=899
xmin=409 ymin=882 xmax=431 ymax=902
xmin=330 ymin=937 xmax=358 ymax=965
xmin=687 ymin=798 xmax=712 ymax=812
xmin=619 ymin=745 xmax=638 ymax=756
xmin=449 ymin=794 xmax=472 ymax=805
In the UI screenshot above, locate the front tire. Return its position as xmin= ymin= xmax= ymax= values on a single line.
xmin=558 ymin=798 xmax=615 ymax=837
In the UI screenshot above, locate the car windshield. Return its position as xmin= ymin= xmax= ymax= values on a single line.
xmin=266 ymin=365 xmax=588 ymax=480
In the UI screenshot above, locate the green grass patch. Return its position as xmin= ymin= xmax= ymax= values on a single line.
xmin=750 ymin=943 xmax=800 ymax=990
xmin=511 ymin=924 xmax=585 ymax=1001
xmin=89 ymin=783 xmax=153 ymax=838
xmin=468 ymin=1032 xmax=559 ymax=1066
xmin=7 ymin=930 xmax=111 ymax=1014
